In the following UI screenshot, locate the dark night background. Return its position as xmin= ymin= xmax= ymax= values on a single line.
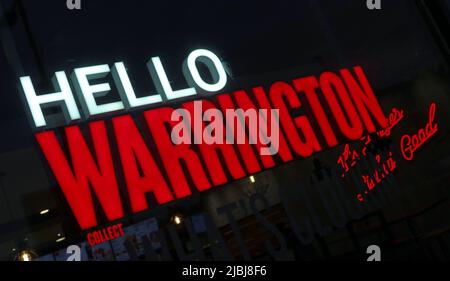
xmin=0 ymin=0 xmax=449 ymax=261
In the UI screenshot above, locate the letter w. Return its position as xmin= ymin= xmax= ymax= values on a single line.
xmin=35 ymin=121 xmax=124 ymax=230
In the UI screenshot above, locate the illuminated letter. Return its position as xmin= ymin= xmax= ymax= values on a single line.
xmin=19 ymin=72 xmax=81 ymax=128
xmin=147 ymin=57 xmax=197 ymax=100
xmin=319 ymin=72 xmax=364 ymax=140
xmin=113 ymin=115 xmax=174 ymax=213
xmin=340 ymin=66 xmax=388 ymax=132
xmin=183 ymin=100 xmax=246 ymax=185
xmin=35 ymin=122 xmax=123 ymax=230
xmin=112 ymin=62 xmax=162 ymax=108
xmin=72 ymin=64 xmax=124 ymax=117
xmin=269 ymin=82 xmax=321 ymax=158
xmin=144 ymin=107 xmax=211 ymax=198
xmin=217 ymin=93 xmax=263 ymax=174
xmin=183 ymin=49 xmax=228 ymax=93
xmin=293 ymin=76 xmax=338 ymax=147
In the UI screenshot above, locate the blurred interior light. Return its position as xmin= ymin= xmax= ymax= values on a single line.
xmin=172 ymin=214 xmax=182 ymax=225
xmin=56 ymin=237 xmax=66 ymax=243
xmin=17 ymin=250 xmax=36 ymax=261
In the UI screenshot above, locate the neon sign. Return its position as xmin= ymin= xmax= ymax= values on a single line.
xmin=19 ymin=49 xmax=229 ymax=128
xmin=19 ymin=49 xmax=389 ymax=230
xmin=337 ymin=107 xmax=404 ymax=178
xmin=400 ymin=102 xmax=438 ymax=161
xmin=376 ymin=107 xmax=404 ymax=138
xmin=357 ymin=152 xmax=397 ymax=202
xmin=86 ymin=223 xmax=125 ymax=247
xmin=337 ymin=102 xmax=439 ymax=203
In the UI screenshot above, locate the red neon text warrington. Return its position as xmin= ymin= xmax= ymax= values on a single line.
xmin=35 ymin=66 xmax=388 ymax=230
